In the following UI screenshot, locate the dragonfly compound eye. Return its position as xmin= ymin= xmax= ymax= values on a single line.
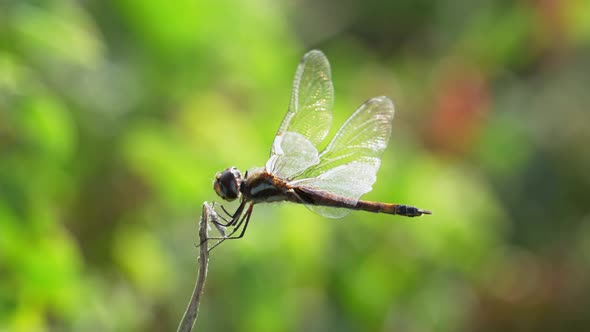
xmin=213 ymin=167 xmax=242 ymax=201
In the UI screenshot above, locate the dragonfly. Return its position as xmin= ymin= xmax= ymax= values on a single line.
xmin=207 ymin=50 xmax=431 ymax=250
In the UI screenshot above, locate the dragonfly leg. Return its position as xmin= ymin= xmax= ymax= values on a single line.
xmin=210 ymin=201 xmax=246 ymax=229
xmin=218 ymin=204 xmax=234 ymax=219
xmin=194 ymin=202 xmax=221 ymax=248
xmin=206 ymin=203 xmax=254 ymax=252
xmin=196 ymin=201 xmax=247 ymax=249
xmin=205 ymin=211 xmax=246 ymax=240
xmin=209 ymin=202 xmax=233 ymax=225
xmin=223 ymin=203 xmax=254 ymax=240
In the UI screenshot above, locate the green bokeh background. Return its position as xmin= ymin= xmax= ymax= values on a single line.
xmin=1 ymin=0 xmax=590 ymax=331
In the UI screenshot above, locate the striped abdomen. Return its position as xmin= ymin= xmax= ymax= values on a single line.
xmin=292 ymin=187 xmax=431 ymax=217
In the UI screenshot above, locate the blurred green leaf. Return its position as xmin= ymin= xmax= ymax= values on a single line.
xmin=10 ymin=2 xmax=104 ymax=68
xmin=18 ymin=95 xmax=75 ymax=160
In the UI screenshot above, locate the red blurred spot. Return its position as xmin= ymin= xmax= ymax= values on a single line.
xmin=532 ymin=0 xmax=568 ymax=44
xmin=529 ymin=0 xmax=571 ymax=65
xmin=424 ymin=67 xmax=489 ymax=156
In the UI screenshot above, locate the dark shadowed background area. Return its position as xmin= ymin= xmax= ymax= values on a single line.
xmin=1 ymin=0 xmax=590 ymax=331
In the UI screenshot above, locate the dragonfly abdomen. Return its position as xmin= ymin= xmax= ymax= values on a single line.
xmin=353 ymin=200 xmax=431 ymax=217
xmin=293 ymin=187 xmax=431 ymax=217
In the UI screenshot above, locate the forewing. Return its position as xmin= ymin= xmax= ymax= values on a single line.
xmin=290 ymin=96 xmax=395 ymax=218
xmin=267 ymin=50 xmax=334 ymax=179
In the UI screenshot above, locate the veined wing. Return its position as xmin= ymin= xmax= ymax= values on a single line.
xmin=266 ymin=50 xmax=334 ymax=180
xmin=289 ymin=96 xmax=395 ymax=218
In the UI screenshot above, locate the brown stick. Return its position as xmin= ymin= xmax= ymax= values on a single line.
xmin=177 ymin=202 xmax=212 ymax=332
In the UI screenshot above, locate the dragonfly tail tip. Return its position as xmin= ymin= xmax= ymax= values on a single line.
xmin=420 ymin=209 xmax=432 ymax=215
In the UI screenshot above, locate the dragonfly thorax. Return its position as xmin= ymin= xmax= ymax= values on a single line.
xmin=213 ymin=167 xmax=243 ymax=201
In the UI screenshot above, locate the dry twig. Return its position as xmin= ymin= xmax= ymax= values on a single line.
xmin=177 ymin=202 xmax=213 ymax=332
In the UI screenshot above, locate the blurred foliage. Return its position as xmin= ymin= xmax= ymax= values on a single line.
xmin=1 ymin=0 xmax=590 ymax=331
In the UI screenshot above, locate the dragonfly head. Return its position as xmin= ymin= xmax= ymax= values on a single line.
xmin=213 ymin=167 xmax=243 ymax=201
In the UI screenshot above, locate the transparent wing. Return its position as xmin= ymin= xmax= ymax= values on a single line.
xmin=266 ymin=50 xmax=334 ymax=179
xmin=292 ymin=162 xmax=378 ymax=218
xmin=289 ymin=96 xmax=395 ymax=218
xmin=303 ymin=96 xmax=394 ymax=178
xmin=266 ymin=131 xmax=320 ymax=180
